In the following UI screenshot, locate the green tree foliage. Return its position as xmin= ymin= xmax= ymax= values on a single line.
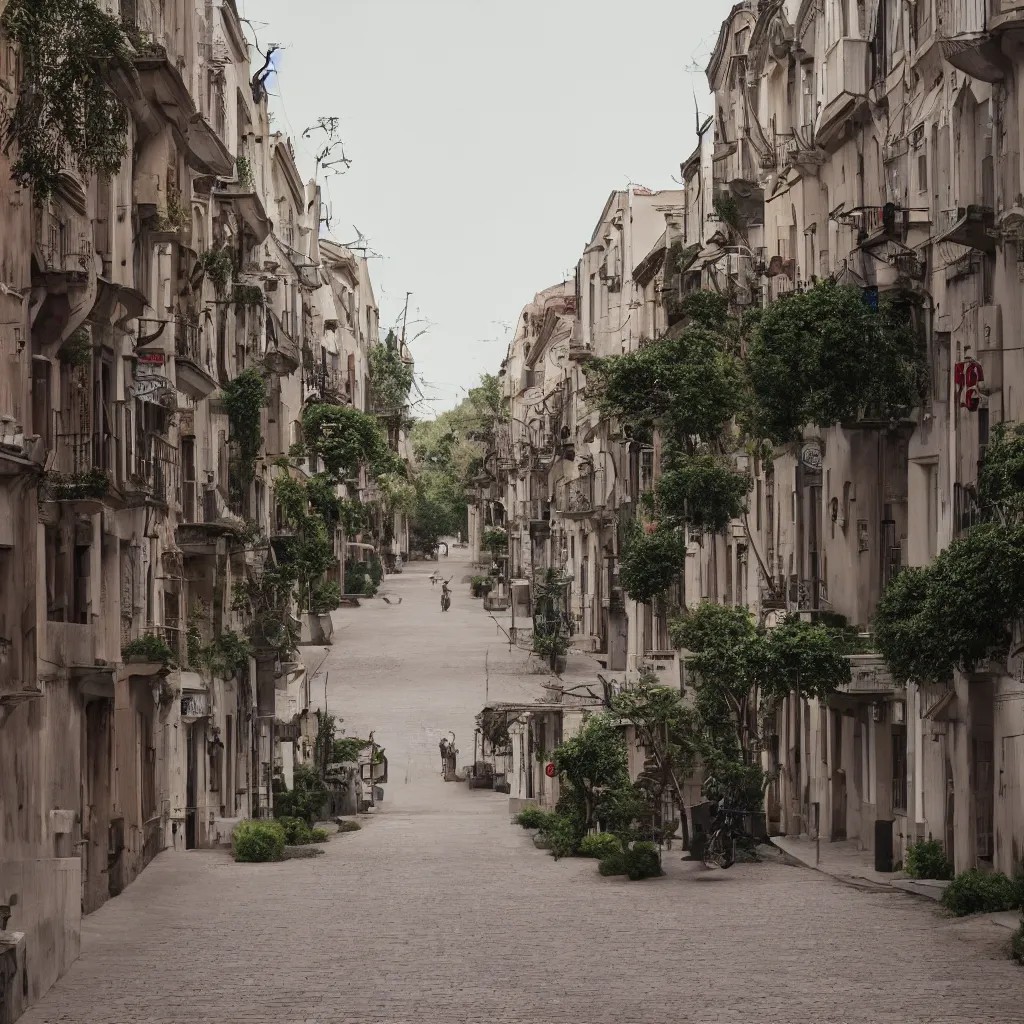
xmin=874 ymin=524 xmax=1024 ymax=683
xmin=407 ymin=374 xmax=505 ymax=550
xmin=273 ymin=472 xmax=339 ymax=612
xmin=368 ymin=332 xmax=415 ymax=410
xmin=553 ymin=714 xmax=629 ymax=832
xmin=651 ymin=454 xmax=750 ymax=532
xmin=670 ymin=604 xmax=850 ymax=806
xmin=222 ymin=368 xmax=267 ymax=497
xmin=589 ymin=326 xmax=744 ymax=446
xmin=747 ymin=282 xmax=925 ymax=441
xmin=302 ymin=403 xmax=399 ymax=482
xmin=978 ymin=421 xmax=1024 ymax=521
xmin=618 ymin=523 xmax=687 ymax=603
xmin=1 ymin=0 xmax=133 ymax=201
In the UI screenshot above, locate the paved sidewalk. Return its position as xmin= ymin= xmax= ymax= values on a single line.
xmin=772 ymin=835 xmax=1021 ymax=933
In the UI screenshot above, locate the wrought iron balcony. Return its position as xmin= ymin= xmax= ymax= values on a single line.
xmin=174 ymin=317 xmax=217 ymax=399
xmin=125 ymin=433 xmax=178 ymax=507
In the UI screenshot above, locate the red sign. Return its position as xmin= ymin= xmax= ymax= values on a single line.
xmin=137 ymin=352 xmax=165 ymax=365
xmin=544 ymin=762 xmax=556 ymax=778
xmin=955 ymin=359 xmax=983 ymax=411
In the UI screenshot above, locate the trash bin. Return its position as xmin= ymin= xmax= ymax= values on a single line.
xmin=874 ymin=818 xmax=894 ymax=872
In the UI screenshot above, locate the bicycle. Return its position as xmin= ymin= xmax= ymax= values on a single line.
xmin=440 ymin=580 xmax=451 ymax=612
xmin=700 ymin=802 xmax=746 ymax=870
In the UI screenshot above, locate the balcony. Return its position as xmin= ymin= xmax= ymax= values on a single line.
xmin=42 ymin=434 xmax=111 ymax=508
xmin=773 ymin=125 xmax=823 ymax=172
xmin=124 ymin=434 xmax=178 ymax=508
xmin=937 ymin=0 xmax=1004 ymax=82
xmin=935 ymin=205 xmax=998 ymax=253
xmin=213 ymin=183 xmax=271 ymax=244
xmin=839 ymin=654 xmax=901 ymax=698
xmin=816 ymin=38 xmax=870 ymax=150
xmin=555 ymin=469 xmax=603 ymax=519
xmin=306 ymin=366 xmax=349 ymax=406
xmin=174 ymin=317 xmax=217 ymax=399
xmin=263 ymin=311 xmax=301 ymax=376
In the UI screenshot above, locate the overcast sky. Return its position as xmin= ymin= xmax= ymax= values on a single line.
xmin=239 ymin=0 xmax=733 ymax=415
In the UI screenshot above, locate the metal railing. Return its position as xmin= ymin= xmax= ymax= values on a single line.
xmin=130 ymin=433 xmax=178 ymax=505
xmin=174 ymin=316 xmax=210 ymax=371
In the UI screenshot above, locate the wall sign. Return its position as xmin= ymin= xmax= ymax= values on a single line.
xmin=954 ymin=359 xmax=984 ymax=411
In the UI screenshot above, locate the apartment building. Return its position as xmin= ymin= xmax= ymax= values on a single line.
xmin=480 ymin=0 xmax=1024 ymax=879
xmin=0 ymin=3 xmax=400 ymax=1019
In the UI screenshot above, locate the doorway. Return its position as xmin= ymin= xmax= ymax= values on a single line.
xmin=185 ymin=724 xmax=197 ymax=849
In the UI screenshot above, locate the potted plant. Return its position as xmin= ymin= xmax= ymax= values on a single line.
xmin=532 ymin=631 xmax=569 ymax=674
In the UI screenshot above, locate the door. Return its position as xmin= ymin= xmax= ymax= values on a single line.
xmin=831 ymin=709 xmax=847 ymax=840
xmin=185 ymin=724 xmax=197 ymax=850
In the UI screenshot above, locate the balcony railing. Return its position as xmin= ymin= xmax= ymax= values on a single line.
xmin=174 ymin=317 xmax=209 ymax=370
xmin=128 ymin=433 xmax=178 ymax=506
xmin=555 ymin=470 xmax=601 ymax=518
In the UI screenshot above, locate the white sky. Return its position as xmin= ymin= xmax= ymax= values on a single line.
xmin=238 ymin=0 xmax=734 ymax=415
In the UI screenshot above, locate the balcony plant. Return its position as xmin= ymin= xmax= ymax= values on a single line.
xmin=121 ymin=633 xmax=174 ymax=666
xmin=0 ymin=0 xmax=134 ymax=202
xmin=44 ymin=467 xmax=110 ymax=501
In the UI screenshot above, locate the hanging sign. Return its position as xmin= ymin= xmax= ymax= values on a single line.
xmin=545 ymin=762 xmax=556 ymax=778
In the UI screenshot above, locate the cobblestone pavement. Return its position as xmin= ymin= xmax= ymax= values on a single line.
xmin=21 ymin=558 xmax=1024 ymax=1023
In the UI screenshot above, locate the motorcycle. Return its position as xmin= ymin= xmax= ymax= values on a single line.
xmin=699 ymin=775 xmax=746 ymax=870
xmin=441 ymin=583 xmax=451 ymax=612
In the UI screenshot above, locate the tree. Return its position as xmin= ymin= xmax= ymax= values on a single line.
xmin=874 ymin=523 xmax=1024 ymax=683
xmin=302 ymin=403 xmax=399 ymax=482
xmin=747 ymin=282 xmax=925 ymax=442
xmin=669 ymin=604 xmax=850 ymax=809
xmin=553 ymin=714 xmax=629 ymax=832
xmin=589 ymin=319 xmax=751 ymax=599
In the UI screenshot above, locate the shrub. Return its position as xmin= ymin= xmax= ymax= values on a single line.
xmin=941 ymin=869 xmax=1019 ymax=917
xmin=624 ymin=841 xmax=663 ymax=880
xmin=515 ymin=806 xmax=549 ymax=829
xmin=545 ymin=813 xmax=581 ymax=860
xmin=598 ymin=849 xmax=628 ymax=876
xmin=273 ymin=789 xmax=326 ymax=825
xmin=579 ymin=833 xmax=623 ymax=859
xmin=277 ymin=816 xmax=313 ymax=846
xmin=905 ymin=839 xmax=953 ymax=880
xmin=337 ymin=820 xmax=362 ymax=833
xmin=310 ymin=827 xmax=329 ymax=842
xmin=309 ymin=579 xmax=343 ymax=614
xmin=1011 ymin=919 xmax=1024 ymax=965
xmin=232 ymin=819 xmax=286 ymax=862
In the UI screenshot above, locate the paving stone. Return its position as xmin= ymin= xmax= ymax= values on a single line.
xmin=20 ymin=560 xmax=1024 ymax=1024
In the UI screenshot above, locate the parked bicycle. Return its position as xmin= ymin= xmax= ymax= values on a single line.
xmin=440 ymin=579 xmax=451 ymax=612
xmin=700 ymin=799 xmax=747 ymax=869
xmin=699 ymin=775 xmax=749 ymax=870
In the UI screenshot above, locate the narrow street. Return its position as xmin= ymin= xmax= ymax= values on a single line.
xmin=20 ymin=558 xmax=1024 ymax=1024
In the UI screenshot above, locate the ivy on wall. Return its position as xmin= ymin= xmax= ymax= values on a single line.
xmin=1 ymin=0 xmax=133 ymax=201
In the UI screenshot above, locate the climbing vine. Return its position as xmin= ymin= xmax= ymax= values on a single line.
xmin=196 ymin=247 xmax=236 ymax=293
xmin=368 ymin=332 xmax=414 ymax=410
xmin=222 ymin=368 xmax=267 ymax=501
xmin=0 ymin=0 xmax=133 ymax=201
xmin=273 ymin=470 xmax=338 ymax=613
